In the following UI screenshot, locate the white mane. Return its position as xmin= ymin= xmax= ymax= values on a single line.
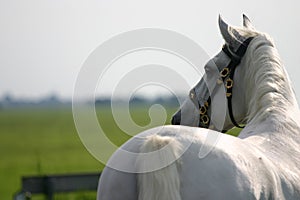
xmin=243 ymin=34 xmax=299 ymax=126
xmin=240 ymin=32 xmax=300 ymax=185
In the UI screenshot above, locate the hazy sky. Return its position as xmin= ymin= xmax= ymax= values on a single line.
xmin=1 ymin=0 xmax=300 ymax=101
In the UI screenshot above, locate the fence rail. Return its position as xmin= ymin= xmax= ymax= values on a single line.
xmin=14 ymin=172 xmax=101 ymax=200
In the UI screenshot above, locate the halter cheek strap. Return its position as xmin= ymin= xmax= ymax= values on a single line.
xmin=221 ymin=37 xmax=254 ymax=129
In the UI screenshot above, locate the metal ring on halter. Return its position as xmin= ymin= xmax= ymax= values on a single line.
xmin=220 ymin=67 xmax=230 ymax=77
xmin=204 ymin=101 xmax=209 ymax=107
xmin=225 ymin=78 xmax=233 ymax=89
xmin=201 ymin=115 xmax=210 ymax=125
xmin=199 ymin=106 xmax=207 ymax=115
xmin=226 ymin=93 xmax=232 ymax=97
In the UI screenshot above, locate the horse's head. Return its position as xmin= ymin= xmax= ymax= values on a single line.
xmin=171 ymin=15 xmax=259 ymax=131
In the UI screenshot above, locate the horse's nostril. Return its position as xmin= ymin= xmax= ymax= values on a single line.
xmin=171 ymin=112 xmax=181 ymax=125
xmin=171 ymin=116 xmax=176 ymax=125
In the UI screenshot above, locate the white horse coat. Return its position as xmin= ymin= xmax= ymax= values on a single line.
xmin=98 ymin=125 xmax=296 ymax=199
xmin=97 ymin=15 xmax=300 ymax=199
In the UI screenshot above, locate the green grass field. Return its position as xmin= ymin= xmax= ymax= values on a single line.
xmin=0 ymin=107 xmax=99 ymax=199
xmin=0 ymin=105 xmax=240 ymax=199
xmin=0 ymin=105 xmax=178 ymax=199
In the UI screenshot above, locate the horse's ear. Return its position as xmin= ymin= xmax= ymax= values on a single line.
xmin=243 ymin=14 xmax=255 ymax=30
xmin=218 ymin=15 xmax=244 ymax=50
xmin=218 ymin=15 xmax=232 ymax=44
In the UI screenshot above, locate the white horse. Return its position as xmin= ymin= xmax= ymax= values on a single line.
xmin=97 ymin=15 xmax=300 ymax=199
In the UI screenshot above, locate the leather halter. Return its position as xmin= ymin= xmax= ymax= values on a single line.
xmin=197 ymin=37 xmax=253 ymax=131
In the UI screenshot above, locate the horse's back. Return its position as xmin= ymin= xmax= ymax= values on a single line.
xmin=97 ymin=125 xmax=281 ymax=200
xmin=179 ymin=132 xmax=279 ymax=199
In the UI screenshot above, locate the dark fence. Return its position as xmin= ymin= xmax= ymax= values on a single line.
xmin=14 ymin=172 xmax=101 ymax=200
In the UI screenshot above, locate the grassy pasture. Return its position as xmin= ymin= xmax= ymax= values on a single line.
xmin=0 ymin=107 xmax=99 ymax=199
xmin=0 ymin=105 xmax=177 ymax=199
xmin=0 ymin=105 xmax=239 ymax=199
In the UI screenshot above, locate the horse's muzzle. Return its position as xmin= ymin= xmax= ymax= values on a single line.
xmin=171 ymin=110 xmax=181 ymax=125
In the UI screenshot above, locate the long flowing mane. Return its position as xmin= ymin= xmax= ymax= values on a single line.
xmin=241 ymin=32 xmax=300 ymax=184
xmin=244 ymin=34 xmax=298 ymax=125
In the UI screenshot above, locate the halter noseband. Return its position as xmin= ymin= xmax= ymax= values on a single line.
xmin=197 ymin=37 xmax=253 ymax=132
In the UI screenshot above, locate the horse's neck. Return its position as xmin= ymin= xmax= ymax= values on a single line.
xmin=239 ymin=85 xmax=300 ymax=147
xmin=239 ymin=37 xmax=300 ymax=145
xmin=240 ymin=112 xmax=300 ymax=140
xmin=238 ymin=38 xmax=300 ymax=168
xmin=239 ymin=97 xmax=300 ymax=174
